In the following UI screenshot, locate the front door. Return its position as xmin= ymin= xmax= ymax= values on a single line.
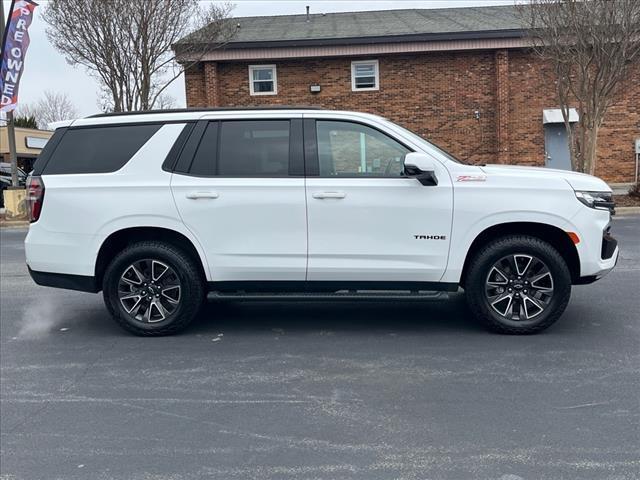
xmin=544 ymin=124 xmax=572 ymax=171
xmin=304 ymin=118 xmax=454 ymax=283
xmin=171 ymin=118 xmax=307 ymax=282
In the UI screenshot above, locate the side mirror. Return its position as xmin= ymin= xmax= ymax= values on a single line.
xmin=404 ymin=152 xmax=438 ymax=186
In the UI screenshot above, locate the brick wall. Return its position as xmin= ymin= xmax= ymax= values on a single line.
xmin=185 ymin=50 xmax=640 ymax=183
xmin=495 ymin=49 xmax=510 ymax=164
xmin=184 ymin=63 xmax=206 ymax=107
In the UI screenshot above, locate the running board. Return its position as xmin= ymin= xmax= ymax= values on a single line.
xmin=207 ymin=290 xmax=450 ymax=301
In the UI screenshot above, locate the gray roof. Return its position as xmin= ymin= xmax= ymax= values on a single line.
xmin=179 ymin=5 xmax=525 ymax=48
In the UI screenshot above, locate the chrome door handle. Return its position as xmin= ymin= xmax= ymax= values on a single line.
xmin=312 ymin=191 xmax=346 ymax=199
xmin=186 ymin=191 xmax=219 ymax=199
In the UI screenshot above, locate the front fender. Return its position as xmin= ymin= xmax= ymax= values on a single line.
xmin=441 ymin=210 xmax=582 ymax=283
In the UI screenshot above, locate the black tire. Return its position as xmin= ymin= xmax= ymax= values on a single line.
xmin=464 ymin=235 xmax=571 ymax=334
xmin=102 ymin=241 xmax=205 ymax=336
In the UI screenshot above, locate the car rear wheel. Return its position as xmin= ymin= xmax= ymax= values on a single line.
xmin=103 ymin=241 xmax=205 ymax=336
xmin=464 ymin=235 xmax=572 ymax=334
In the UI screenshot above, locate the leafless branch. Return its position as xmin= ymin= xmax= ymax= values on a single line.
xmin=42 ymin=0 xmax=236 ymax=112
xmin=518 ymin=0 xmax=640 ymax=174
xmin=17 ymin=90 xmax=78 ymax=128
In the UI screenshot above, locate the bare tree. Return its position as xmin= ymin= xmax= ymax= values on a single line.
xmin=519 ymin=0 xmax=640 ymax=175
xmin=155 ymin=94 xmax=179 ymax=110
xmin=42 ymin=0 xmax=236 ymax=112
xmin=14 ymin=103 xmax=40 ymax=126
xmin=36 ymin=91 xmax=78 ymax=126
xmin=17 ymin=91 xmax=78 ymax=128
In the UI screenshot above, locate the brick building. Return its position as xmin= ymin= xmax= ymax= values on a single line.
xmin=176 ymin=5 xmax=639 ymax=183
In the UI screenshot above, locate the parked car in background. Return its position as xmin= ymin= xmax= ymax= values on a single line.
xmin=0 ymin=163 xmax=28 ymax=208
xmin=24 ymin=108 xmax=618 ymax=336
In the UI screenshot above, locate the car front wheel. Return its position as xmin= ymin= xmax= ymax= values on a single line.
xmin=464 ymin=235 xmax=572 ymax=334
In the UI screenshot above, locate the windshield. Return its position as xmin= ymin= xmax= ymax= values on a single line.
xmin=392 ymin=124 xmax=464 ymax=164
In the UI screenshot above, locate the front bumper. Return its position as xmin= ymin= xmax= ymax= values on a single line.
xmin=574 ymin=228 xmax=618 ymax=284
xmin=575 ymin=249 xmax=618 ymax=284
xmin=570 ymin=203 xmax=620 ymax=283
xmin=601 ymin=227 xmax=617 ymax=260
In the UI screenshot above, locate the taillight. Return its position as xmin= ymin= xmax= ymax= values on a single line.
xmin=26 ymin=176 xmax=45 ymax=223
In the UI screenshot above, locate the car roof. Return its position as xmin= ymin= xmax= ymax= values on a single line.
xmin=88 ymin=106 xmax=326 ymax=118
xmin=68 ymin=108 xmax=388 ymax=128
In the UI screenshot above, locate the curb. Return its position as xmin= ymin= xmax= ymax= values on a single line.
xmin=615 ymin=206 xmax=640 ymax=216
xmin=0 ymin=221 xmax=29 ymax=229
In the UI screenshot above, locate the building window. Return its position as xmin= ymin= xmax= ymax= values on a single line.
xmin=249 ymin=65 xmax=277 ymax=95
xmin=351 ymin=60 xmax=379 ymax=91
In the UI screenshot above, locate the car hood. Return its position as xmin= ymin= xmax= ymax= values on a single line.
xmin=479 ymin=164 xmax=611 ymax=192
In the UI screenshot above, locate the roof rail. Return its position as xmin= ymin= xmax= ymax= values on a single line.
xmin=88 ymin=106 xmax=326 ymax=118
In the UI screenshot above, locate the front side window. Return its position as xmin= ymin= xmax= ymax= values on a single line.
xmin=218 ymin=121 xmax=290 ymax=176
xmin=249 ymin=65 xmax=277 ymax=95
xmin=351 ymin=60 xmax=379 ymax=91
xmin=316 ymin=121 xmax=410 ymax=177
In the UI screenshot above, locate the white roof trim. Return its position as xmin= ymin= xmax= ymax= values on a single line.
xmin=182 ymin=38 xmax=533 ymax=63
xmin=543 ymin=108 xmax=579 ymax=124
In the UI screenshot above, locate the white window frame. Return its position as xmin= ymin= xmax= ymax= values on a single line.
xmin=248 ymin=64 xmax=278 ymax=96
xmin=351 ymin=60 xmax=379 ymax=92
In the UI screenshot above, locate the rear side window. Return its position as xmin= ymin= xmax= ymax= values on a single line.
xmin=189 ymin=122 xmax=218 ymax=176
xmin=42 ymin=124 xmax=161 ymax=174
xmin=218 ymin=121 xmax=290 ymax=176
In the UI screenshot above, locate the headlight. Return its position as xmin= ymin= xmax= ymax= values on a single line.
xmin=575 ymin=191 xmax=615 ymax=214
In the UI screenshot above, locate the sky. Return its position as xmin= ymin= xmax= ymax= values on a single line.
xmin=3 ymin=0 xmax=517 ymax=118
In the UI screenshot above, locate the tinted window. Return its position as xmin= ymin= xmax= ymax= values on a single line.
xmin=31 ymin=127 xmax=67 ymax=175
xmin=42 ymin=124 xmax=161 ymax=174
xmin=188 ymin=122 xmax=218 ymax=176
xmin=217 ymin=121 xmax=289 ymax=176
xmin=316 ymin=121 xmax=410 ymax=177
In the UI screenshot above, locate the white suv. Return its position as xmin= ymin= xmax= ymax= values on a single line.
xmin=25 ymin=108 xmax=618 ymax=335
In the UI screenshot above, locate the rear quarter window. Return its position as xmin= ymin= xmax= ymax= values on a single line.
xmin=41 ymin=124 xmax=161 ymax=175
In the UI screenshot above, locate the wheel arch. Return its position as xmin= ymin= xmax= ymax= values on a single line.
xmin=95 ymin=227 xmax=208 ymax=287
xmin=460 ymin=222 xmax=580 ymax=287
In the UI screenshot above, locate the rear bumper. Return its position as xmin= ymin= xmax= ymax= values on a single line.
xmin=25 ymin=227 xmax=99 ymax=277
xmin=28 ymin=267 xmax=100 ymax=293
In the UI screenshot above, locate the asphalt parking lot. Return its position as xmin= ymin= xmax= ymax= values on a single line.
xmin=1 ymin=216 xmax=639 ymax=480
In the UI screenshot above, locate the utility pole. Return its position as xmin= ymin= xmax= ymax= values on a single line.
xmin=0 ymin=0 xmax=19 ymax=187
xmin=7 ymin=115 xmax=18 ymax=187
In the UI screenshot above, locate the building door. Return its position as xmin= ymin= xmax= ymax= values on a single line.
xmin=544 ymin=123 xmax=572 ymax=171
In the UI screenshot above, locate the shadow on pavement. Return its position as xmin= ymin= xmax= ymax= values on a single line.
xmin=190 ymin=293 xmax=485 ymax=335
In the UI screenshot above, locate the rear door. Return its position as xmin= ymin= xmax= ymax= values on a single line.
xmin=303 ymin=115 xmax=454 ymax=283
xmin=171 ymin=115 xmax=307 ymax=282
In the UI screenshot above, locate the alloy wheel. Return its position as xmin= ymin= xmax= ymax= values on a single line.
xmin=484 ymin=253 xmax=554 ymax=321
xmin=118 ymin=259 xmax=181 ymax=323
